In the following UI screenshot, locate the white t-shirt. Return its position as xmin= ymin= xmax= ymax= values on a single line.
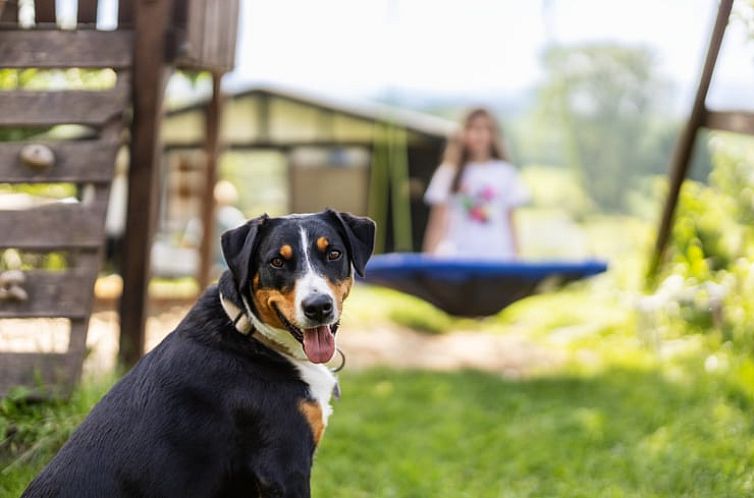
xmin=424 ymin=160 xmax=530 ymax=259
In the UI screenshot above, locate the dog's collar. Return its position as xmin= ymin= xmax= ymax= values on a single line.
xmin=219 ymin=291 xmax=254 ymax=335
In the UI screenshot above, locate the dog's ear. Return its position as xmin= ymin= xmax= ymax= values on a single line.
xmin=326 ymin=210 xmax=376 ymax=277
xmin=221 ymin=214 xmax=268 ymax=294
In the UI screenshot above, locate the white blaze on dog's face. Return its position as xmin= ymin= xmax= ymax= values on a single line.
xmin=245 ymin=214 xmax=367 ymax=363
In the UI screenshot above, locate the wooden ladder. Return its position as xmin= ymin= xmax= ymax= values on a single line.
xmin=0 ymin=2 xmax=133 ymax=396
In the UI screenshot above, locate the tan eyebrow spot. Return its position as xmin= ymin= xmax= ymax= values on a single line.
xmin=280 ymin=244 xmax=293 ymax=260
xmin=316 ymin=236 xmax=329 ymax=252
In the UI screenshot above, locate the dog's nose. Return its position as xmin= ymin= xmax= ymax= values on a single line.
xmin=302 ymin=294 xmax=334 ymax=322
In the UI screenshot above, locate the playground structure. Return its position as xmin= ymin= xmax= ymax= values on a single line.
xmin=651 ymin=0 xmax=754 ymax=276
xmin=0 ymin=0 xmax=238 ymax=396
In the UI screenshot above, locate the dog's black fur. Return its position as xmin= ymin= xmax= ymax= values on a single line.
xmin=22 ymin=210 xmax=375 ymax=498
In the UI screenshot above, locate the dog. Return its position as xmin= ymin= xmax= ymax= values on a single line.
xmin=22 ymin=209 xmax=376 ymax=498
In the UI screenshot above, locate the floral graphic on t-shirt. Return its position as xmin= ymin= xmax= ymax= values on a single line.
xmin=458 ymin=184 xmax=497 ymax=223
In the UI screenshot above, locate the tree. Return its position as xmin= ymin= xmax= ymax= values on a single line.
xmin=535 ymin=43 xmax=672 ymax=212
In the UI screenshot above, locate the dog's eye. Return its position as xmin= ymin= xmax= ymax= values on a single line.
xmin=327 ymin=249 xmax=342 ymax=261
xmin=270 ymin=257 xmax=284 ymax=269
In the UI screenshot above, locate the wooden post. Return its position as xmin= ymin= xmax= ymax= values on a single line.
xmin=197 ymin=72 xmax=223 ymax=290
xmin=119 ymin=0 xmax=174 ymax=366
xmin=648 ymin=0 xmax=733 ymax=279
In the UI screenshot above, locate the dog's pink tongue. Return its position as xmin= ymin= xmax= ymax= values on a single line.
xmin=303 ymin=325 xmax=335 ymax=363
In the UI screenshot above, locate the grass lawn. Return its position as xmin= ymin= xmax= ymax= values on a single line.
xmin=2 ymin=361 xmax=753 ymax=497
xmin=313 ymin=367 xmax=754 ymax=498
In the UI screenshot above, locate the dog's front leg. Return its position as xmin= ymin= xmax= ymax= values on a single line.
xmin=253 ymin=469 xmax=311 ymax=498
xmin=251 ymin=451 xmax=312 ymax=498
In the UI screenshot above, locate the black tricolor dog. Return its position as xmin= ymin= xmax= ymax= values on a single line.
xmin=22 ymin=210 xmax=376 ymax=498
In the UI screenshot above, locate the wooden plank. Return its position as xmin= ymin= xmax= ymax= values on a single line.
xmin=0 ymin=352 xmax=75 ymax=398
xmin=0 ymin=30 xmax=133 ymax=68
xmin=704 ymin=110 xmax=754 ymax=135
xmin=120 ymin=0 xmax=174 ymax=367
xmin=0 ymin=73 xmax=130 ymax=127
xmin=34 ymin=0 xmax=56 ymax=24
xmin=77 ymin=0 xmax=98 ymax=24
xmin=0 ymin=204 xmax=106 ymax=249
xmin=0 ymin=140 xmax=118 ymax=183
xmin=64 ymin=319 xmax=90 ymax=391
xmin=197 ymin=73 xmax=222 ymax=289
xmin=649 ymin=0 xmax=733 ymax=279
xmin=218 ymin=0 xmax=240 ymax=71
xmin=174 ymin=0 xmax=238 ymax=72
xmin=0 ymin=0 xmax=19 ymax=24
xmin=0 ymin=270 xmax=95 ymax=318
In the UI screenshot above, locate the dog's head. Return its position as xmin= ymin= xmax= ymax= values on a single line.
xmin=221 ymin=210 xmax=376 ymax=363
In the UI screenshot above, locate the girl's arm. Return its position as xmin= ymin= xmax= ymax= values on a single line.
xmin=507 ymin=208 xmax=520 ymax=257
xmin=423 ymin=204 xmax=449 ymax=253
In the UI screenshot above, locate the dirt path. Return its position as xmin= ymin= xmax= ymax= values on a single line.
xmin=1 ymin=305 xmax=565 ymax=379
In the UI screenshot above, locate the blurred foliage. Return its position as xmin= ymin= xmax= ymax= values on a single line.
xmin=519 ymin=165 xmax=594 ymax=219
xmin=642 ymin=134 xmax=754 ymax=354
xmin=521 ymin=43 xmax=711 ymax=213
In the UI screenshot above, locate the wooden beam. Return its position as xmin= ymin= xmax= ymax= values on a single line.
xmin=0 ymin=30 xmax=133 ymax=68
xmin=0 ymin=204 xmax=106 ymax=249
xmin=165 ymin=139 xmax=378 ymax=151
xmin=119 ymin=0 xmax=174 ymax=367
xmin=704 ymin=110 xmax=754 ymax=135
xmin=0 ymin=75 xmax=130 ymax=127
xmin=0 ymin=140 xmax=118 ymax=183
xmin=197 ymin=73 xmax=223 ymax=290
xmin=33 ymin=0 xmax=56 ymax=24
xmin=649 ymin=0 xmax=733 ymax=279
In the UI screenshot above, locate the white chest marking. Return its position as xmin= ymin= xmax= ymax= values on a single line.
xmin=288 ymin=356 xmax=336 ymax=424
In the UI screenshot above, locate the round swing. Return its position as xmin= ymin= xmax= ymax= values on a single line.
xmin=362 ymin=253 xmax=607 ymax=317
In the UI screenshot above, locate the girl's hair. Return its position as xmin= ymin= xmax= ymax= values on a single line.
xmin=443 ymin=107 xmax=509 ymax=193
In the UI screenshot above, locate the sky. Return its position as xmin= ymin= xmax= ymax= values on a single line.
xmin=60 ymin=0 xmax=754 ymax=111
xmin=223 ymin=0 xmax=754 ymax=111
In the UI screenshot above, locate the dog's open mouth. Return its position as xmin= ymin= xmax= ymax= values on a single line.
xmin=273 ymin=305 xmax=339 ymax=364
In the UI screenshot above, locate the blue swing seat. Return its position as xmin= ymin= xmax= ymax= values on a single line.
xmin=362 ymin=253 xmax=608 ymax=317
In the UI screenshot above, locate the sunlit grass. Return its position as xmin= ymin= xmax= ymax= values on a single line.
xmin=0 ymin=375 xmax=117 ymax=498
xmin=313 ymin=366 xmax=754 ymax=498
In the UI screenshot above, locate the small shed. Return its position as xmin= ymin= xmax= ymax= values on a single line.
xmin=160 ymin=84 xmax=456 ymax=279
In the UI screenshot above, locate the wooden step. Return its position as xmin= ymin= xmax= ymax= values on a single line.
xmin=0 ymin=203 xmax=107 ymax=249
xmin=0 ymin=30 xmax=133 ymax=69
xmin=0 ymin=140 xmax=119 ymax=183
xmin=0 ymin=269 xmax=97 ymax=319
xmin=0 ymin=73 xmax=130 ymax=127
